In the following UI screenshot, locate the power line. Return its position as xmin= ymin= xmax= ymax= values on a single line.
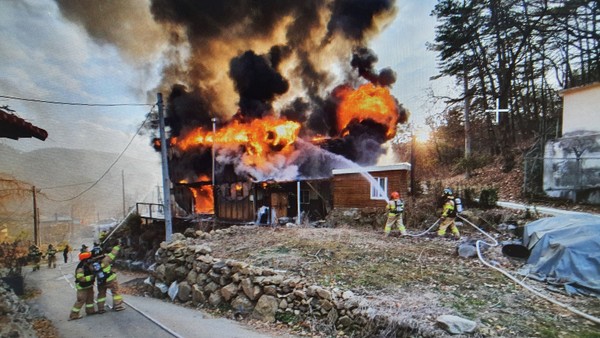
xmin=39 ymin=182 xmax=97 ymax=190
xmin=0 ymin=94 xmax=152 ymax=107
xmin=0 ymin=182 xmax=96 ymax=192
xmin=42 ymin=105 xmax=156 ymax=202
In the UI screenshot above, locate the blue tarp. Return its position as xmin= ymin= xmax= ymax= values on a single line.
xmin=519 ymin=214 xmax=600 ymax=295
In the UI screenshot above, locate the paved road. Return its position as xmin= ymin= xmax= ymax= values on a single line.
xmin=25 ymin=260 xmax=277 ymax=338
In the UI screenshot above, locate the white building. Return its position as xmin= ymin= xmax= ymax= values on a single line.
xmin=544 ymin=82 xmax=600 ymax=203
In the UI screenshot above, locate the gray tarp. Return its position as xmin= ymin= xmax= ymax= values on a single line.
xmin=519 ymin=214 xmax=600 ymax=295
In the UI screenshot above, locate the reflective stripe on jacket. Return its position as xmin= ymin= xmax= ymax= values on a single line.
xmin=75 ymin=261 xmax=94 ymax=289
xmin=442 ymin=199 xmax=456 ymax=217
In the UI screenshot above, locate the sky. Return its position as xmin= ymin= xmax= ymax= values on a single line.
xmin=0 ymin=0 xmax=453 ymax=168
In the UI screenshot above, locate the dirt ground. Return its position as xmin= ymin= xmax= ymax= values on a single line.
xmin=120 ymin=217 xmax=600 ymax=338
xmin=117 ymin=159 xmax=600 ymax=337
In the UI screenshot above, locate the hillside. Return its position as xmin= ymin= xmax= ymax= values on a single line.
xmin=0 ymin=144 xmax=162 ymax=224
xmin=443 ymin=155 xmax=600 ymax=214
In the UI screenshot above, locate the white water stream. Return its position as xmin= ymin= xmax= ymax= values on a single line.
xmin=296 ymin=139 xmax=390 ymax=204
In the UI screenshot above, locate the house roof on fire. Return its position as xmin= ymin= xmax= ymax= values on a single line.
xmin=0 ymin=108 xmax=48 ymax=141
xmin=332 ymin=163 xmax=411 ymax=175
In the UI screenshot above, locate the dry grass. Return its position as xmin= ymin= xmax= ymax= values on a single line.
xmin=200 ymin=223 xmax=600 ymax=337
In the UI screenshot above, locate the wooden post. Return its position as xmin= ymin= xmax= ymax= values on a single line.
xmin=32 ymin=186 xmax=40 ymax=246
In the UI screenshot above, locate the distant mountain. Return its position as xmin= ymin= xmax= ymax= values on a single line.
xmin=0 ymin=143 xmax=162 ymax=224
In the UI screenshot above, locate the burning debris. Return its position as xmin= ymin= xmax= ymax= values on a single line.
xmin=55 ymin=0 xmax=409 ymax=192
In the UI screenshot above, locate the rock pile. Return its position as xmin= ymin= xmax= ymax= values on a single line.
xmin=144 ymin=231 xmax=449 ymax=337
xmin=0 ymin=278 xmax=37 ymax=337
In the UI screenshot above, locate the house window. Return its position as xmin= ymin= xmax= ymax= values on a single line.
xmin=234 ymin=183 xmax=243 ymax=197
xmin=370 ymin=177 xmax=387 ymax=200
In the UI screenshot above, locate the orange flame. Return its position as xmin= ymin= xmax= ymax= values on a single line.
xmin=336 ymin=83 xmax=398 ymax=138
xmin=184 ymin=175 xmax=213 ymax=213
xmin=190 ymin=185 xmax=214 ymax=213
xmin=173 ymin=117 xmax=301 ymax=170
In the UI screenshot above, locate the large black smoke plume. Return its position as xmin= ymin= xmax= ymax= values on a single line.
xmin=54 ymin=0 xmax=408 ymax=182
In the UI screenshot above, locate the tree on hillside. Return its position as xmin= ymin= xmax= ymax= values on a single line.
xmin=429 ymin=0 xmax=599 ymax=177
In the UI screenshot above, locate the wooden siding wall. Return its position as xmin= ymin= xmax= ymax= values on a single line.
xmin=217 ymin=197 xmax=255 ymax=222
xmin=216 ymin=183 xmax=255 ymax=222
xmin=333 ymin=170 xmax=408 ymax=208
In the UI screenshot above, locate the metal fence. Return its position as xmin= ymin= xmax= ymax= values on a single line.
xmin=525 ymin=156 xmax=600 ymax=202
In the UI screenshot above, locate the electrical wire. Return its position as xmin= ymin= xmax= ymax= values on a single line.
xmin=0 ymin=94 xmax=152 ymax=107
xmin=42 ymin=105 xmax=155 ymax=202
xmin=38 ymin=182 xmax=97 ymax=190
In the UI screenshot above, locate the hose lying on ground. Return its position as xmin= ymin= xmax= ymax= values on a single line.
xmin=404 ymin=218 xmax=440 ymax=237
xmin=457 ymin=214 xmax=600 ymax=325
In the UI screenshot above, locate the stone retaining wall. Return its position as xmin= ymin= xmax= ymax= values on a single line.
xmin=0 ymin=278 xmax=37 ymax=337
xmin=144 ymin=231 xmax=443 ymax=337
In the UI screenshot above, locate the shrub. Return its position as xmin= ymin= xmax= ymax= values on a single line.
xmin=479 ymin=188 xmax=498 ymax=208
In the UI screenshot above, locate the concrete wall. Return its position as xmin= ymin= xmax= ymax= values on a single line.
xmin=543 ymin=83 xmax=600 ymax=204
xmin=560 ymin=82 xmax=600 ymax=134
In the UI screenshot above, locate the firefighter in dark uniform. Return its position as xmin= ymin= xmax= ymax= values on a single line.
xmin=69 ymin=252 xmax=97 ymax=320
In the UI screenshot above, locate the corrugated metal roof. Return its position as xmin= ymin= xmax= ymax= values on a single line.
xmin=0 ymin=108 xmax=48 ymax=141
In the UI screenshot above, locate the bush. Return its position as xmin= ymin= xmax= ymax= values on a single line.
xmin=453 ymin=154 xmax=492 ymax=174
xmin=0 ymin=241 xmax=28 ymax=277
xmin=479 ymin=188 xmax=498 ymax=208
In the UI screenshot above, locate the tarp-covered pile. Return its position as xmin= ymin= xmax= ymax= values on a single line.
xmin=519 ymin=214 xmax=600 ymax=296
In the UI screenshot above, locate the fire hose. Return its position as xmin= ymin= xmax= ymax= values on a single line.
xmin=402 ymin=214 xmax=600 ymax=324
xmin=404 ymin=218 xmax=440 ymax=237
xmin=456 ymin=214 xmax=600 ymax=325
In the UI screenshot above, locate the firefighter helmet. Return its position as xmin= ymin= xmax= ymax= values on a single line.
xmin=91 ymin=246 xmax=102 ymax=257
xmin=443 ymin=187 xmax=453 ymax=197
xmin=391 ymin=191 xmax=400 ymax=199
xmin=79 ymin=252 xmax=92 ymax=261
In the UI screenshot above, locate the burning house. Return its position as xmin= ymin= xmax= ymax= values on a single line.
xmin=51 ymin=1 xmax=411 ymax=223
xmin=142 ymin=1 xmax=410 ymax=224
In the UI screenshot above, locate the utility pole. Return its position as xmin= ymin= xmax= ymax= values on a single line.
xmin=212 ymin=117 xmax=217 ymax=229
xmin=157 ymin=93 xmax=173 ymax=241
xmin=410 ymin=128 xmax=416 ymax=202
xmin=121 ymin=170 xmax=126 ymax=218
xmin=32 ymin=186 xmax=39 ymax=246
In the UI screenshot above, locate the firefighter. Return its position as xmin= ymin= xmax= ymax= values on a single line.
xmin=384 ymin=191 xmax=407 ymax=236
xmin=45 ymin=244 xmax=57 ymax=268
xmin=437 ymin=188 xmax=460 ymax=239
xmin=91 ymin=242 xmax=103 ymax=257
xmin=93 ymin=244 xmax=125 ymax=313
xmin=28 ymin=244 xmax=42 ymax=271
xmin=98 ymin=230 xmax=108 ymax=244
xmin=63 ymin=244 xmax=70 ymax=263
xmin=69 ymin=252 xmax=97 ymax=320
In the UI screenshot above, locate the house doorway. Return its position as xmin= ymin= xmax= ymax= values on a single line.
xmin=270 ymin=192 xmax=288 ymax=220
